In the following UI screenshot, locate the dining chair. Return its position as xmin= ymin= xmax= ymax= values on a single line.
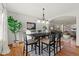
xmin=41 ymin=33 xmax=56 ymax=56
xmin=23 ymin=32 xmax=39 ymax=56
xmin=55 ymin=31 xmax=62 ymax=53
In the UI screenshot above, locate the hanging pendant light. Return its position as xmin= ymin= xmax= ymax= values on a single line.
xmin=37 ymin=8 xmax=49 ymax=24
xmin=42 ymin=8 xmax=49 ymax=24
xmin=42 ymin=20 xmax=45 ymax=23
xmin=46 ymin=20 xmax=49 ymax=24
xmin=42 ymin=8 xmax=45 ymax=23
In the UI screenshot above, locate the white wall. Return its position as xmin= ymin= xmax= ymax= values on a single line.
xmin=76 ymin=16 xmax=79 ymax=46
xmin=0 ymin=4 xmax=3 ymax=10
xmin=7 ymin=11 xmax=49 ymax=44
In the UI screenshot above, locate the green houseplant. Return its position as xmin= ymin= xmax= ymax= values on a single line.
xmin=8 ymin=16 xmax=22 ymax=43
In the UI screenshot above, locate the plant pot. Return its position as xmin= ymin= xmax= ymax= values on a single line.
xmin=12 ymin=43 xmax=17 ymax=47
xmin=12 ymin=41 xmax=19 ymax=47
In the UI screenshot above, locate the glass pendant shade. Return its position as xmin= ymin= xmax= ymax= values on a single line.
xmin=46 ymin=21 xmax=49 ymax=24
xmin=42 ymin=20 xmax=45 ymax=23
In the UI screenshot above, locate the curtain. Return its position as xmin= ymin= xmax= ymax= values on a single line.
xmin=0 ymin=4 xmax=10 ymax=54
xmin=0 ymin=10 xmax=3 ymax=53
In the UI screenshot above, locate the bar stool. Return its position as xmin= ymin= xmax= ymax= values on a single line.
xmin=23 ymin=32 xmax=38 ymax=56
xmin=41 ymin=33 xmax=56 ymax=56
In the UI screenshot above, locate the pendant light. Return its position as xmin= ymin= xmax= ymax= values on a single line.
xmin=37 ymin=8 xmax=49 ymax=24
xmin=42 ymin=8 xmax=49 ymax=24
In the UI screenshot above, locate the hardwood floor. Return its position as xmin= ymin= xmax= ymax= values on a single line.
xmin=0 ymin=43 xmax=24 ymax=56
xmin=57 ymin=39 xmax=79 ymax=56
xmin=0 ymin=38 xmax=79 ymax=56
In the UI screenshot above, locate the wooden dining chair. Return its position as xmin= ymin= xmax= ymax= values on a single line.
xmin=23 ymin=32 xmax=39 ymax=56
xmin=41 ymin=33 xmax=56 ymax=56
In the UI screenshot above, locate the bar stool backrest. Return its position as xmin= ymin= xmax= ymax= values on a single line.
xmin=23 ymin=32 xmax=28 ymax=44
xmin=56 ymin=31 xmax=62 ymax=40
xmin=48 ymin=32 xmax=56 ymax=43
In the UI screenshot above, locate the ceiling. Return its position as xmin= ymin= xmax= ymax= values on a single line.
xmin=6 ymin=3 xmax=79 ymax=20
xmin=50 ymin=16 xmax=76 ymax=25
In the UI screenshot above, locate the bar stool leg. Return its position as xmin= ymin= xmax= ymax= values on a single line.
xmin=31 ymin=44 xmax=33 ymax=51
xmin=41 ymin=42 xmax=43 ymax=54
xmin=39 ymin=38 xmax=40 ymax=55
xmin=49 ymin=45 xmax=50 ymax=56
xmin=26 ymin=44 xmax=28 ymax=56
xmin=59 ymin=40 xmax=61 ymax=50
xmin=56 ymin=41 xmax=58 ymax=54
xmin=54 ymin=44 xmax=55 ymax=56
xmin=35 ymin=43 xmax=37 ymax=54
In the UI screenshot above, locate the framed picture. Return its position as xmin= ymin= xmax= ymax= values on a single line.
xmin=27 ymin=22 xmax=36 ymax=30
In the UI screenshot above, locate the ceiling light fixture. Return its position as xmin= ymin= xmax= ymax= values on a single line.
xmin=42 ymin=20 xmax=45 ymax=23
xmin=37 ymin=8 xmax=49 ymax=24
xmin=42 ymin=8 xmax=49 ymax=24
xmin=46 ymin=21 xmax=49 ymax=24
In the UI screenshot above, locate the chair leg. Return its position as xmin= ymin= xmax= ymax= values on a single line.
xmin=49 ymin=45 xmax=50 ymax=56
xmin=35 ymin=43 xmax=37 ymax=54
xmin=59 ymin=40 xmax=61 ymax=50
xmin=54 ymin=44 xmax=55 ymax=56
xmin=41 ymin=42 xmax=43 ymax=54
xmin=26 ymin=44 xmax=28 ymax=56
xmin=31 ymin=44 xmax=33 ymax=51
xmin=56 ymin=41 xmax=58 ymax=54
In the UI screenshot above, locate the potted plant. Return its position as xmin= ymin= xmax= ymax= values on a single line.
xmin=8 ymin=16 xmax=22 ymax=47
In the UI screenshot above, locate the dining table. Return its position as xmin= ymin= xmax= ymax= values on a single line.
xmin=25 ymin=31 xmax=62 ymax=55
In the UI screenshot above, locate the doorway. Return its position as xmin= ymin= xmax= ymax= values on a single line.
xmin=49 ymin=16 xmax=76 ymax=47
